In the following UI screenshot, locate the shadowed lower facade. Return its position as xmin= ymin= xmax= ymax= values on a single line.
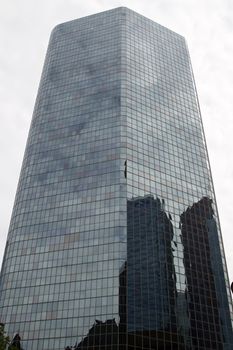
xmin=0 ymin=7 xmax=232 ymax=350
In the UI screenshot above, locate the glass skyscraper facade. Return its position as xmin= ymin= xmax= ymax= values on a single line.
xmin=0 ymin=7 xmax=232 ymax=350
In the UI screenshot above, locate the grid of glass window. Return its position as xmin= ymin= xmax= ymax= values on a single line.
xmin=0 ymin=7 xmax=232 ymax=350
xmin=0 ymin=9 xmax=126 ymax=350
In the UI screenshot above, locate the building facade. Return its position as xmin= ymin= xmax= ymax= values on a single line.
xmin=0 ymin=7 xmax=232 ymax=350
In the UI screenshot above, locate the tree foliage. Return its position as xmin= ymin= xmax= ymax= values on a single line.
xmin=0 ymin=323 xmax=10 ymax=350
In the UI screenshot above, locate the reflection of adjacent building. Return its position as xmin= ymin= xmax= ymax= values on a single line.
xmin=127 ymin=195 xmax=176 ymax=332
xmin=72 ymin=195 xmax=187 ymax=350
xmin=180 ymin=197 xmax=232 ymax=349
xmin=126 ymin=195 xmax=184 ymax=348
xmin=68 ymin=195 xmax=233 ymax=350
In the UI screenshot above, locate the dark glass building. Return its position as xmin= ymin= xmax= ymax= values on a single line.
xmin=0 ymin=7 xmax=232 ymax=350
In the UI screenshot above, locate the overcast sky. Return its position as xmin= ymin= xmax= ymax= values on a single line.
xmin=1 ymin=0 xmax=233 ymax=283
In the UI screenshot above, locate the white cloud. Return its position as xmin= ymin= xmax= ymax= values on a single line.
xmin=0 ymin=0 xmax=233 ymax=285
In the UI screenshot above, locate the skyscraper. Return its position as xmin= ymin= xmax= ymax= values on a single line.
xmin=0 ymin=7 xmax=232 ymax=350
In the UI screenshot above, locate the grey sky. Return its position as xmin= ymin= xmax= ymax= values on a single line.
xmin=1 ymin=0 xmax=233 ymax=283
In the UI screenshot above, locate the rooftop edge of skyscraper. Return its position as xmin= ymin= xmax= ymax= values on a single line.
xmin=50 ymin=7 xmax=185 ymax=41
